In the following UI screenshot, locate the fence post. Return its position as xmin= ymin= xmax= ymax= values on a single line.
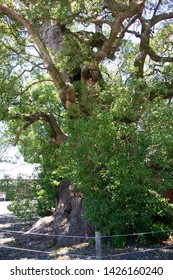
xmin=95 ymin=231 xmax=101 ymax=259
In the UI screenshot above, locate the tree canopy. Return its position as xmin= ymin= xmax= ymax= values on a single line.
xmin=0 ymin=0 xmax=173 ymax=238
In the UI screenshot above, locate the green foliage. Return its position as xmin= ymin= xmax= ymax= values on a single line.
xmin=8 ymin=198 xmax=37 ymax=219
xmin=0 ymin=0 xmax=173 ymax=246
xmin=33 ymin=167 xmax=58 ymax=217
xmin=58 ymin=81 xmax=173 ymax=240
xmin=7 ymin=176 xmax=56 ymax=218
xmin=1 ymin=171 xmax=57 ymax=218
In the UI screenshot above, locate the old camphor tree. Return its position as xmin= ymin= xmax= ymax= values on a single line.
xmin=0 ymin=1 xmax=173 ymax=241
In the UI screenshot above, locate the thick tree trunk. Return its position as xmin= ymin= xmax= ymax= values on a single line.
xmin=25 ymin=180 xmax=94 ymax=246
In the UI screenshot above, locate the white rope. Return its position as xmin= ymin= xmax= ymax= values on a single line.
xmin=1 ymin=228 xmax=172 ymax=239
xmin=102 ymin=229 xmax=173 ymax=238
xmin=0 ymin=245 xmax=53 ymax=255
xmin=102 ymin=245 xmax=173 ymax=259
xmin=1 ymin=228 xmax=173 ymax=259
xmin=0 ymin=245 xmax=95 ymax=259
xmin=0 ymin=229 xmax=94 ymax=239
xmin=1 ymin=244 xmax=172 ymax=259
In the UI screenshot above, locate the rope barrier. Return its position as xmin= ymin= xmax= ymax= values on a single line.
xmin=102 ymin=229 xmax=173 ymax=238
xmin=1 ymin=226 xmax=173 ymax=259
xmin=102 ymin=244 xmax=173 ymax=259
xmin=1 ymin=244 xmax=172 ymax=259
xmin=0 ymin=245 xmax=53 ymax=255
xmin=0 ymin=245 xmax=95 ymax=259
xmin=0 ymin=229 xmax=95 ymax=239
xmin=1 ymin=228 xmax=172 ymax=239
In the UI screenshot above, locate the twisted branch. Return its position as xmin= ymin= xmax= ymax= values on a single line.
xmin=14 ymin=112 xmax=68 ymax=146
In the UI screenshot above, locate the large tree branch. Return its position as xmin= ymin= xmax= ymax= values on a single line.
xmin=0 ymin=4 xmax=58 ymax=72
xmin=151 ymin=12 xmax=173 ymax=27
xmin=104 ymin=0 xmax=146 ymax=15
xmin=119 ymin=13 xmax=141 ymax=40
xmin=134 ymin=17 xmax=151 ymax=77
xmin=103 ymin=13 xmax=142 ymax=59
xmin=14 ymin=112 xmax=68 ymax=146
xmin=0 ymin=4 xmax=68 ymax=100
xmin=148 ymin=47 xmax=173 ymax=63
xmin=96 ymin=1 xmax=145 ymax=63
xmin=152 ymin=0 xmax=162 ymax=18
xmin=134 ymin=11 xmax=173 ymax=77
xmin=7 ymin=21 xmax=41 ymax=57
xmin=133 ymin=3 xmax=173 ymax=78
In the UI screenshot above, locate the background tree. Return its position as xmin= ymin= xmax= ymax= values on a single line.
xmin=0 ymin=0 xmax=173 ymax=242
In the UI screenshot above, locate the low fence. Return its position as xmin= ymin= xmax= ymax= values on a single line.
xmin=0 ymin=228 xmax=173 ymax=259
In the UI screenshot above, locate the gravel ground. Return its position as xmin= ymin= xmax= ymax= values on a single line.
xmin=0 ymin=202 xmax=56 ymax=260
xmin=0 ymin=202 xmax=173 ymax=260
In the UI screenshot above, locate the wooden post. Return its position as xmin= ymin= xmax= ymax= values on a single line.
xmin=95 ymin=231 xmax=101 ymax=259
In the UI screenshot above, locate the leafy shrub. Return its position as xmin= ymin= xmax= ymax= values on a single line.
xmin=7 ymin=175 xmax=56 ymax=218
xmin=8 ymin=198 xmax=37 ymax=219
xmin=58 ymin=92 xmax=173 ymax=246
